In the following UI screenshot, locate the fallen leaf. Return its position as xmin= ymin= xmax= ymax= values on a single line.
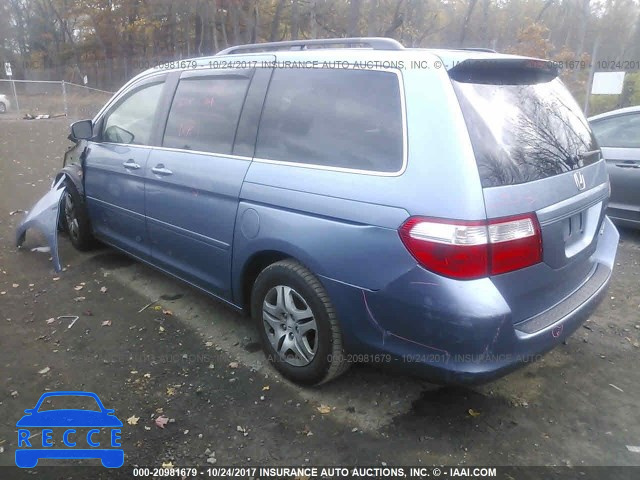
xmin=127 ymin=415 xmax=140 ymax=425
xmin=45 ymin=318 xmax=55 ymax=324
xmin=11 ymin=390 xmax=18 ymax=397
xmin=73 ymin=296 xmax=86 ymax=302
xmin=205 ymin=341 xmax=213 ymax=347
xmin=143 ymin=373 xmax=151 ymax=378
xmin=12 ymin=283 xmax=19 ymax=288
xmin=468 ymin=408 xmax=481 ymax=417
xmin=52 ymin=277 xmax=60 ymax=281
xmin=0 ymin=292 xmax=5 ymax=295
xmin=316 ymin=404 xmax=331 ymax=414
xmin=100 ymin=286 xmax=108 ymax=293
xmin=262 ymin=385 xmax=270 ymax=391
xmin=162 ymin=462 xmax=174 ymax=468
xmin=155 ymin=415 xmax=169 ymax=429
xmin=166 ymin=387 xmax=176 ymax=396
xmin=159 ymin=326 xmax=165 ymax=333
xmin=74 ymin=285 xmax=84 ymax=291
xmin=153 ymin=305 xmax=163 ymax=311
xmin=229 ymin=362 xmax=239 ymax=369
xmin=38 ymin=367 xmax=50 ymax=375
xmin=101 ymin=320 xmax=112 ymax=327
xmin=162 ymin=309 xmax=173 ymax=316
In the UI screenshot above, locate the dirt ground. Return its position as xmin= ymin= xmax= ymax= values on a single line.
xmin=1 ymin=117 xmax=639 ymax=478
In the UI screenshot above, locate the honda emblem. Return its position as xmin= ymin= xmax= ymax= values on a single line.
xmin=573 ymin=171 xmax=586 ymax=191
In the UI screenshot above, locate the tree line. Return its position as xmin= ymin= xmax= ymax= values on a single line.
xmin=1 ymin=0 xmax=639 ymax=112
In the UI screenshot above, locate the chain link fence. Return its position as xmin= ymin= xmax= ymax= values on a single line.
xmin=0 ymin=79 xmax=114 ymax=121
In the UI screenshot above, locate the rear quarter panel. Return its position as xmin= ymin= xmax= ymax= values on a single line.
xmin=231 ymin=50 xmax=487 ymax=302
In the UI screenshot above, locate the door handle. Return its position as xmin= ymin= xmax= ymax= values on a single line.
xmin=122 ymin=159 xmax=141 ymax=170
xmin=614 ymin=163 xmax=640 ymax=169
xmin=151 ymin=164 xmax=173 ymax=175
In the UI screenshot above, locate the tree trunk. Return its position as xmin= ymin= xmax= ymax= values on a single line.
xmin=291 ymin=0 xmax=300 ymax=40
xmin=251 ymin=3 xmax=259 ymax=43
xmin=270 ymin=0 xmax=285 ymax=41
xmin=459 ymin=0 xmax=479 ymax=47
xmin=384 ymin=0 xmax=404 ymax=37
xmin=348 ymin=0 xmax=362 ymax=37
xmin=367 ymin=0 xmax=378 ymax=36
xmin=211 ymin=3 xmax=219 ymax=52
xmin=310 ymin=0 xmax=318 ymax=38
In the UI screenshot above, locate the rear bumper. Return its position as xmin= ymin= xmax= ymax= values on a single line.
xmin=321 ymin=216 xmax=619 ymax=385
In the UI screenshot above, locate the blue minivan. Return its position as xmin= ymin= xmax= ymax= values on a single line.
xmin=26 ymin=38 xmax=619 ymax=385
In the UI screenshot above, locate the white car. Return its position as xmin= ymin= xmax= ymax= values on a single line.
xmin=0 ymin=94 xmax=11 ymax=113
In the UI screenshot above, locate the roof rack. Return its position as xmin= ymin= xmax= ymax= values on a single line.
xmin=458 ymin=47 xmax=497 ymax=53
xmin=216 ymin=37 xmax=404 ymax=55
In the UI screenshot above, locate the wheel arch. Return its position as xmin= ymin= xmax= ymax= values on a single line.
xmin=237 ymin=250 xmax=292 ymax=312
xmin=55 ymin=165 xmax=84 ymax=197
xmin=234 ymin=240 xmax=328 ymax=312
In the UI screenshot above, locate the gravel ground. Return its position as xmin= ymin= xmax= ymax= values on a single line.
xmin=1 ymin=117 xmax=639 ymax=478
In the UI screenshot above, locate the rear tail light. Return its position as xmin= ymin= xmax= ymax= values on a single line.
xmin=399 ymin=214 xmax=542 ymax=280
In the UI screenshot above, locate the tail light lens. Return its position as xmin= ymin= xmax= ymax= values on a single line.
xmin=399 ymin=214 xmax=542 ymax=280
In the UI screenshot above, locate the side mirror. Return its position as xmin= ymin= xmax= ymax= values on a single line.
xmin=70 ymin=119 xmax=93 ymax=141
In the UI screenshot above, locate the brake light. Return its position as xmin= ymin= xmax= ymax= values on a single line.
xmin=398 ymin=214 xmax=542 ymax=280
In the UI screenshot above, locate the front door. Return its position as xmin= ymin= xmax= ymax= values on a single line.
xmin=84 ymin=75 xmax=167 ymax=259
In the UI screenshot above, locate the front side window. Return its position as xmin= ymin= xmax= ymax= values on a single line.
xmin=163 ymin=75 xmax=250 ymax=155
xmin=102 ymin=82 xmax=164 ymax=145
xmin=255 ymin=68 xmax=404 ymax=172
xmin=591 ymin=113 xmax=640 ymax=148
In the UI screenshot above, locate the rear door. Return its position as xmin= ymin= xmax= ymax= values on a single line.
xmin=145 ymin=65 xmax=271 ymax=299
xmin=590 ymin=112 xmax=640 ymax=225
xmin=449 ymin=59 xmax=610 ymax=324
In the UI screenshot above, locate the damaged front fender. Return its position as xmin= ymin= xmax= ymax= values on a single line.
xmin=15 ymin=177 xmax=66 ymax=272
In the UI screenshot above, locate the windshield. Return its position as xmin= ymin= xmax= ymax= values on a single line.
xmin=452 ymin=77 xmax=600 ymax=188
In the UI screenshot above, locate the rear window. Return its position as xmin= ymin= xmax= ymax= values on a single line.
xmin=452 ymin=77 xmax=599 ymax=188
xmin=256 ymin=68 xmax=404 ymax=172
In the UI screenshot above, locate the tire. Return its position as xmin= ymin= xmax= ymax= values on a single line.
xmin=60 ymin=179 xmax=95 ymax=251
xmin=251 ymin=259 xmax=350 ymax=385
xmin=0 ymin=102 xmax=6 ymax=114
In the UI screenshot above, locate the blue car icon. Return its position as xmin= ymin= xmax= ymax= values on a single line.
xmin=15 ymin=391 xmax=123 ymax=468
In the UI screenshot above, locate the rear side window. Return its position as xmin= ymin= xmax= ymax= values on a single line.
xmin=452 ymin=77 xmax=599 ymax=188
xmin=591 ymin=113 xmax=640 ymax=148
xmin=256 ymin=68 xmax=404 ymax=172
xmin=163 ymin=75 xmax=250 ymax=155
